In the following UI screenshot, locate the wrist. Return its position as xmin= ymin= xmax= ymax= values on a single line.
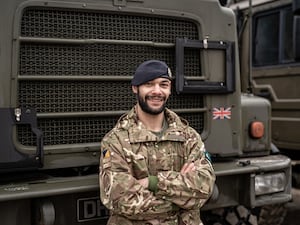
xmin=148 ymin=176 xmax=159 ymax=193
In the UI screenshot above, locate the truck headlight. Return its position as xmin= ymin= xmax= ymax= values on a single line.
xmin=255 ymin=172 xmax=286 ymax=196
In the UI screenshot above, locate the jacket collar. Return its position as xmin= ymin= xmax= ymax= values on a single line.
xmin=118 ymin=106 xmax=188 ymax=143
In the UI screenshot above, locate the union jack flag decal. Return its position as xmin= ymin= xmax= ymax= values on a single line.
xmin=212 ymin=107 xmax=231 ymax=120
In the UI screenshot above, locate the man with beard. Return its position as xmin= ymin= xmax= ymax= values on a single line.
xmin=99 ymin=60 xmax=215 ymax=225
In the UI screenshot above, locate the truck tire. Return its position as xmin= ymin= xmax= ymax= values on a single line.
xmin=201 ymin=205 xmax=258 ymax=225
xmin=257 ymin=204 xmax=287 ymax=225
xmin=201 ymin=204 xmax=287 ymax=225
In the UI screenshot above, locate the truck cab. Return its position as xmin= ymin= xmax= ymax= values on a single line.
xmin=230 ymin=0 xmax=300 ymax=186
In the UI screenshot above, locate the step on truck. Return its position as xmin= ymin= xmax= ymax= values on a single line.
xmin=0 ymin=0 xmax=292 ymax=224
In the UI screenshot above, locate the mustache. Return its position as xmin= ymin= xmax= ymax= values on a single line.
xmin=146 ymin=95 xmax=166 ymax=101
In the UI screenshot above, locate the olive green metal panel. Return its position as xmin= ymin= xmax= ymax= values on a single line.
xmin=0 ymin=0 xmax=244 ymax=170
xmin=241 ymin=94 xmax=271 ymax=154
xmin=232 ymin=0 xmax=300 ymax=151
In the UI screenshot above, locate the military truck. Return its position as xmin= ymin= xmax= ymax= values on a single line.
xmin=0 ymin=0 xmax=292 ymax=224
xmin=229 ymin=0 xmax=300 ymax=187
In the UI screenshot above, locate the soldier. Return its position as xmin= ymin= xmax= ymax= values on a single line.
xmin=99 ymin=60 xmax=215 ymax=225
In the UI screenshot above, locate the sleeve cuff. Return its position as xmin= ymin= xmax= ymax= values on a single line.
xmin=148 ymin=176 xmax=159 ymax=193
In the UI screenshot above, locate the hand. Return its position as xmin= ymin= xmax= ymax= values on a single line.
xmin=180 ymin=162 xmax=196 ymax=175
xmin=137 ymin=177 xmax=149 ymax=188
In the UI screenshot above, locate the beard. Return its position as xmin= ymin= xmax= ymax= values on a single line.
xmin=137 ymin=91 xmax=167 ymax=115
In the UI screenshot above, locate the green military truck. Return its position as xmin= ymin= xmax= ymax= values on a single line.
xmin=0 ymin=0 xmax=292 ymax=224
xmin=230 ymin=0 xmax=300 ymax=187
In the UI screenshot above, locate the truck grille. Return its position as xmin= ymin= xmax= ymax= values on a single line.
xmin=17 ymin=7 xmax=204 ymax=147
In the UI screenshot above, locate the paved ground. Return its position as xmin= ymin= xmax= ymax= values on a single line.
xmin=283 ymin=188 xmax=300 ymax=225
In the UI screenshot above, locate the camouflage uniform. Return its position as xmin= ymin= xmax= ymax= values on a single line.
xmin=99 ymin=106 xmax=215 ymax=225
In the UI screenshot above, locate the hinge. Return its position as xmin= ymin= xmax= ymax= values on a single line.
xmin=15 ymin=108 xmax=21 ymax=122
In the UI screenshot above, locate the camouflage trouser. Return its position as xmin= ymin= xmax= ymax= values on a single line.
xmin=106 ymin=209 xmax=203 ymax=225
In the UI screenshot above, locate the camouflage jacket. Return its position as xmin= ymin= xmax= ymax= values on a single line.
xmin=99 ymin=106 xmax=215 ymax=225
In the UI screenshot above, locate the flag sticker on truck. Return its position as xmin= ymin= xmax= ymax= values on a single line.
xmin=212 ymin=107 xmax=231 ymax=120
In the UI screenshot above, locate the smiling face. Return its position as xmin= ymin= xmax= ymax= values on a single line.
xmin=132 ymin=77 xmax=171 ymax=115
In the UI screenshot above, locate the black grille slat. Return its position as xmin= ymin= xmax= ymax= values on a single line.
xmin=179 ymin=113 xmax=205 ymax=133
xmin=18 ymin=81 xmax=203 ymax=113
xmin=17 ymin=112 xmax=204 ymax=146
xmin=17 ymin=7 xmax=204 ymax=147
xmin=17 ymin=117 xmax=119 ymax=146
xmin=20 ymin=44 xmax=200 ymax=76
xmin=18 ymin=81 xmax=135 ymax=113
xmin=21 ymin=9 xmax=198 ymax=42
xmin=20 ymin=43 xmax=174 ymax=76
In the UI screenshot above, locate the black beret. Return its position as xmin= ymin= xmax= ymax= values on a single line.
xmin=131 ymin=60 xmax=172 ymax=86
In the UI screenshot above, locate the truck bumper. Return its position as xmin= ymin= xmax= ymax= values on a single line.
xmin=0 ymin=155 xmax=292 ymax=214
xmin=0 ymin=174 xmax=102 ymax=225
xmin=204 ymin=154 xmax=292 ymax=210
xmin=0 ymin=174 xmax=99 ymax=202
